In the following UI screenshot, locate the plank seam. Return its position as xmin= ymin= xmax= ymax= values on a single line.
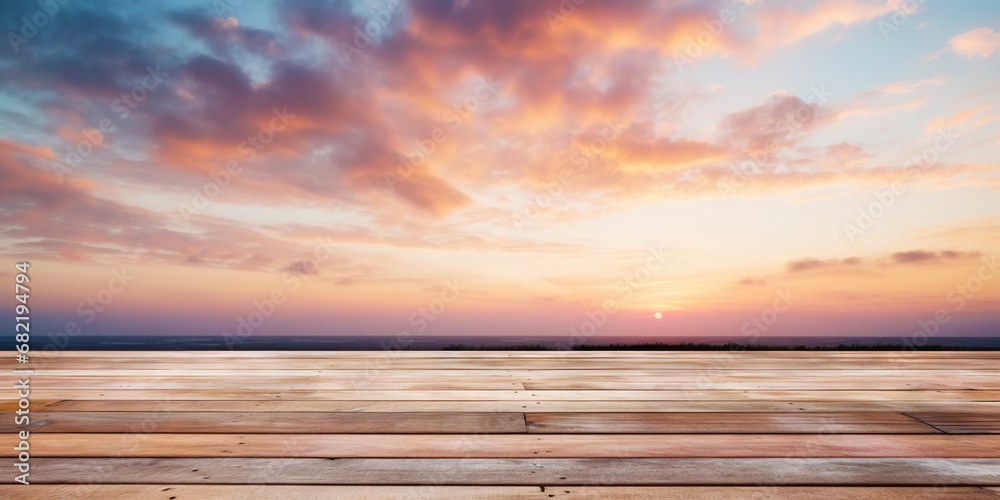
xmin=902 ymin=413 xmax=955 ymax=434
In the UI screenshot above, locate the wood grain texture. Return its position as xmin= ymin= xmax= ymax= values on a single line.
xmin=0 ymin=412 xmax=527 ymax=434
xmin=14 ymin=433 xmax=1000 ymax=458
xmin=905 ymin=413 xmax=1000 ymax=434
xmin=13 ymin=457 xmax=1000 ymax=485
xmin=22 ymin=369 xmax=1000 ymax=377
xmin=13 ymin=389 xmax=1000 ymax=401
xmin=1 ymin=485 xmax=996 ymax=499
xmin=3 ymin=350 xmax=996 ymax=493
xmin=37 ymin=399 xmax=1000 ymax=413
xmin=524 ymin=412 xmax=940 ymax=433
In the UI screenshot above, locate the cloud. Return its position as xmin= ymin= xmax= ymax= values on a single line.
xmin=927 ymin=27 xmax=1000 ymax=60
xmin=890 ymin=250 xmax=981 ymax=264
xmin=718 ymin=93 xmax=830 ymax=156
xmin=786 ymin=256 xmax=863 ymax=273
xmin=830 ymin=78 xmax=942 ymax=121
xmin=947 ymin=27 xmax=1000 ymax=58
xmin=780 ymin=250 xmax=982 ymax=277
xmin=915 ymin=216 xmax=1000 ymax=247
xmin=874 ymin=77 xmax=947 ymax=95
xmin=386 ymin=172 xmax=473 ymax=216
xmin=926 ymin=105 xmax=991 ymax=132
xmin=169 ymin=9 xmax=283 ymax=57
xmin=1 ymin=0 xmax=997 ymax=275
xmin=593 ymin=122 xmax=729 ymax=174
xmin=748 ymin=0 xmax=900 ymax=57
xmin=737 ymin=276 xmax=768 ymax=286
xmin=0 ymin=136 xmax=371 ymax=274
xmin=1 ymin=0 xmax=940 ymax=235
xmin=285 ymin=260 xmax=319 ymax=275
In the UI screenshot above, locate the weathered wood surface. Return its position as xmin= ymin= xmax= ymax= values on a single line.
xmin=27 ymin=399 xmax=1000 ymax=413
xmin=906 ymin=413 xmax=1000 ymax=434
xmin=12 ymin=389 xmax=999 ymax=401
xmin=7 ymin=457 xmax=1000 ymax=484
xmin=2 ymin=350 xmax=997 ymax=497
xmin=14 ymin=433 xmax=1000 ymax=458
xmin=523 ymin=411 xmax=940 ymax=433
xmin=2 ymin=485 xmax=998 ymax=499
xmin=0 ymin=412 xmax=528 ymax=434
xmin=1 ymin=411 xmax=938 ymax=434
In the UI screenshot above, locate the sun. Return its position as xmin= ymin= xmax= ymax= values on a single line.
xmin=654 ymin=312 xmax=662 ymax=319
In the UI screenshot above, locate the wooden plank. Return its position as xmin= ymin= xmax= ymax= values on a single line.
xmin=519 ymin=379 xmax=998 ymax=390
xmin=19 ymin=369 xmax=1000 ymax=379
xmin=12 ymin=412 xmax=945 ymax=435
xmin=0 ymin=485 xmax=548 ymax=500
xmin=906 ymin=413 xmax=1000 ymax=434
xmin=20 ymin=379 xmax=526 ymax=390
xmin=524 ymin=412 xmax=940 ymax=434
xmin=0 ymin=485 xmax=994 ymax=499
xmin=13 ymin=389 xmax=1000 ymax=402
xmin=38 ymin=399 xmax=1000 ymax=413
xmin=17 ymin=368 xmax=1000 ymax=376
xmin=15 ymin=457 xmax=1000 ymax=484
xmin=23 ymin=377 xmax=996 ymax=391
xmin=0 ymin=412 xmax=527 ymax=434
xmin=14 ymin=433 xmax=1000 ymax=458
xmin=0 ymin=400 xmax=57 ymax=412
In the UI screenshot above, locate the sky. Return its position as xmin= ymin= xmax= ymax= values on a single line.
xmin=1 ymin=0 xmax=999 ymax=343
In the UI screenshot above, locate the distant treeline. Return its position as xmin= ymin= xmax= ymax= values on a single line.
xmin=574 ymin=342 xmax=1000 ymax=351
xmin=441 ymin=342 xmax=1000 ymax=351
xmin=443 ymin=344 xmax=551 ymax=351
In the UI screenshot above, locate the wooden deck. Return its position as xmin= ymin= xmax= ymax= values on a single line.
xmin=3 ymin=350 xmax=1000 ymax=499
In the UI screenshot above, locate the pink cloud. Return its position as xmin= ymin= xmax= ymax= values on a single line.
xmin=948 ymin=27 xmax=1000 ymax=58
xmin=749 ymin=0 xmax=899 ymax=57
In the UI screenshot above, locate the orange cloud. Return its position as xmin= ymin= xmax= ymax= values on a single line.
xmin=926 ymin=105 xmax=992 ymax=132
